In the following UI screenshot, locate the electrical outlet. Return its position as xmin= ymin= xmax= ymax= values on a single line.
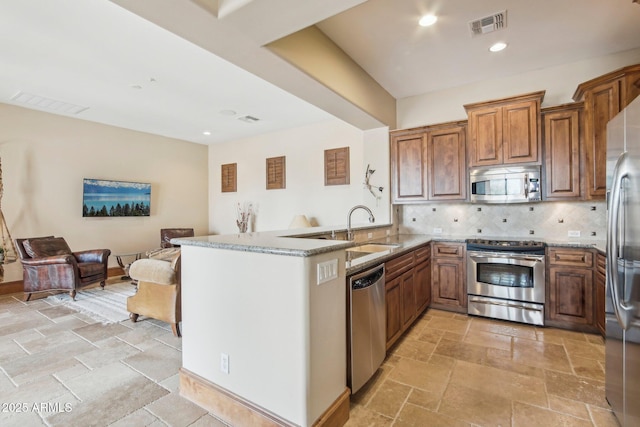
xmin=568 ymin=230 xmax=581 ymax=238
xmin=220 ymin=353 xmax=229 ymax=374
xmin=433 ymin=227 xmax=443 ymax=234
xmin=367 ymin=232 xmax=373 ymax=239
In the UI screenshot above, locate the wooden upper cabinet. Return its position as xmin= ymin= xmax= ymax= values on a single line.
xmin=467 ymin=106 xmax=502 ymax=165
xmin=390 ymin=130 xmax=428 ymax=202
xmin=573 ymin=64 xmax=640 ymax=199
xmin=465 ymin=91 xmax=544 ymax=167
xmin=542 ymin=103 xmax=583 ymax=200
xmin=390 ymin=122 xmax=466 ymax=203
xmin=583 ymin=80 xmax=619 ymax=199
xmin=427 ymin=125 xmax=466 ymax=200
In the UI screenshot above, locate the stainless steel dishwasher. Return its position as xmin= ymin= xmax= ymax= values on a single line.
xmin=348 ymin=264 xmax=385 ymax=394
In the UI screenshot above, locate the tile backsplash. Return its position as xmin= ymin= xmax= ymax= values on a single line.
xmin=398 ymin=201 xmax=607 ymax=240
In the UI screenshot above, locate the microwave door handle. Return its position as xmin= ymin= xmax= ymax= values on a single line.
xmin=523 ymin=174 xmax=529 ymax=198
xmin=606 ymin=152 xmax=634 ymax=330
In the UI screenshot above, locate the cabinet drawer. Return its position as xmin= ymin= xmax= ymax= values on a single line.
xmin=596 ymin=253 xmax=606 ymax=275
xmin=548 ymin=248 xmax=594 ymax=268
xmin=432 ymin=242 xmax=464 ymax=258
xmin=385 ymin=252 xmax=415 ymax=280
xmin=415 ymin=245 xmax=431 ymax=264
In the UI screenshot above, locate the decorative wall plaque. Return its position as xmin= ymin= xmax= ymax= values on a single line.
xmin=221 ymin=163 xmax=237 ymax=193
xmin=324 ymin=147 xmax=350 ymax=186
xmin=266 ymin=156 xmax=286 ymax=190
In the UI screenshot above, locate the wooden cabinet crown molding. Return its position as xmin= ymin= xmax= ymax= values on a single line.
xmin=463 ymin=90 xmax=546 ymax=112
xmin=572 ymin=63 xmax=640 ymax=102
xmin=389 ymin=119 xmax=468 ymax=136
xmin=540 ymin=101 xmax=585 ymax=115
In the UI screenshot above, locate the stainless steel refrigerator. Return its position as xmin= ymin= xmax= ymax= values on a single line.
xmin=606 ymin=95 xmax=640 ymax=426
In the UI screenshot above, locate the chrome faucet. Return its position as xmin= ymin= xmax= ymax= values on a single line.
xmin=347 ymin=205 xmax=375 ymax=241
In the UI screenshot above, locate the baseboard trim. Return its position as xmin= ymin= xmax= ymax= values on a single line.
xmin=108 ymin=266 xmax=125 ymax=277
xmin=311 ymin=387 xmax=350 ymax=427
xmin=0 ymin=280 xmax=22 ymax=296
xmin=179 ymin=368 xmax=349 ymax=427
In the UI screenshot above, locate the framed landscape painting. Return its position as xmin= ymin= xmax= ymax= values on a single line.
xmin=82 ymin=178 xmax=151 ymax=217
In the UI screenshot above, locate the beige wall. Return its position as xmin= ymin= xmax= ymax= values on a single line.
xmin=208 ymin=118 xmax=391 ymax=234
xmin=0 ymin=104 xmax=209 ymax=280
xmin=397 ymin=48 xmax=640 ymax=129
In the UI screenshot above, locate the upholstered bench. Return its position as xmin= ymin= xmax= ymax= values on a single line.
xmin=127 ymin=255 xmax=181 ymax=337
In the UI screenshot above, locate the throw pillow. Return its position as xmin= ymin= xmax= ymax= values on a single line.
xmin=25 ymin=237 xmax=72 ymax=258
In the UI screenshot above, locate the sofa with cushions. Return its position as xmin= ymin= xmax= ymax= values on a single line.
xmin=15 ymin=236 xmax=111 ymax=301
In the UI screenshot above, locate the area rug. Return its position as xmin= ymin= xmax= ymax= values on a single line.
xmin=46 ymin=281 xmax=136 ymax=324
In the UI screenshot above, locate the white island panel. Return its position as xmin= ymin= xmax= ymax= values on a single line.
xmin=180 ymin=243 xmax=346 ymax=426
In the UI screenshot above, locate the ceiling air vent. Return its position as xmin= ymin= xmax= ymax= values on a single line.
xmin=469 ymin=10 xmax=507 ymax=37
xmin=10 ymin=91 xmax=89 ymax=115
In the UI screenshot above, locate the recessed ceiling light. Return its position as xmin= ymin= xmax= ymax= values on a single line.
xmin=418 ymin=14 xmax=438 ymax=27
xmin=203 ymin=131 xmax=211 ymax=136
xmin=489 ymin=42 xmax=508 ymax=52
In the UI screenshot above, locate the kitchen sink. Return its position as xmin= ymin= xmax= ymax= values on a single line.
xmin=347 ymin=243 xmax=400 ymax=253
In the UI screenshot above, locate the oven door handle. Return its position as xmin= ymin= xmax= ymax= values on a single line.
xmin=469 ymin=296 xmax=541 ymax=311
xmin=468 ymin=253 xmax=544 ymax=264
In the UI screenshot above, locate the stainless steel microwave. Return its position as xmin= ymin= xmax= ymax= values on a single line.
xmin=469 ymin=165 xmax=541 ymax=203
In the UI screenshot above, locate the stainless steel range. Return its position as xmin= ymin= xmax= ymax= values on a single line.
xmin=466 ymin=239 xmax=546 ymax=326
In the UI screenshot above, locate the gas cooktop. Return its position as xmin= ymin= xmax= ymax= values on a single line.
xmin=466 ymin=238 xmax=546 ymax=253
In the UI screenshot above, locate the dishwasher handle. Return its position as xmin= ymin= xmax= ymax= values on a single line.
xmin=351 ymin=265 xmax=385 ymax=290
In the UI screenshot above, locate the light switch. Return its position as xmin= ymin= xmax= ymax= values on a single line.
xmin=317 ymin=259 xmax=339 ymax=285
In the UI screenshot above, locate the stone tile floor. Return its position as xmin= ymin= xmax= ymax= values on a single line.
xmin=0 ymin=282 xmax=621 ymax=426
xmin=346 ymin=310 xmax=620 ymax=427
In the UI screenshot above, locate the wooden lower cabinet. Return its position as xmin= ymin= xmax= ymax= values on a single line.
xmin=547 ymin=267 xmax=594 ymax=327
xmin=385 ymin=244 xmax=431 ymax=349
xmin=431 ymin=242 xmax=466 ymax=313
xmin=385 ymin=275 xmax=403 ymax=347
xmin=414 ymin=259 xmax=431 ymax=314
xmin=546 ymin=247 xmax=597 ymax=331
xmin=400 ymin=270 xmax=416 ymax=329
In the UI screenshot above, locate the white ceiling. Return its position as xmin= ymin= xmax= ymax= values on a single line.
xmin=317 ymin=0 xmax=640 ymax=99
xmin=2 ymin=0 xmax=640 ymax=145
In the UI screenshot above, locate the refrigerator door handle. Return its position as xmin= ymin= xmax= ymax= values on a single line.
xmin=607 ymin=152 xmax=635 ymax=330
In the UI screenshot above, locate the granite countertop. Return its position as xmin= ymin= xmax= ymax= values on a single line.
xmin=171 ymin=223 xmax=393 ymax=257
xmin=173 ymin=227 xmax=606 ymax=274
xmin=345 ymin=234 xmax=433 ymax=275
xmin=172 ymin=231 xmax=353 ymax=257
xmin=173 ymin=227 xmax=434 ymax=275
xmin=545 ymin=239 xmax=606 ymax=253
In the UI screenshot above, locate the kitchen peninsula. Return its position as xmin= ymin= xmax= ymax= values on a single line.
xmin=172 ymin=227 xmax=431 ymax=427
xmin=172 ymin=227 xmax=604 ymax=427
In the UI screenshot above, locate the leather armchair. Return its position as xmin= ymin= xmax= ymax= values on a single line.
xmin=16 ymin=236 xmax=111 ymax=301
xmin=127 ymin=254 xmax=181 ymax=336
xmin=160 ymin=228 xmax=194 ymax=248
